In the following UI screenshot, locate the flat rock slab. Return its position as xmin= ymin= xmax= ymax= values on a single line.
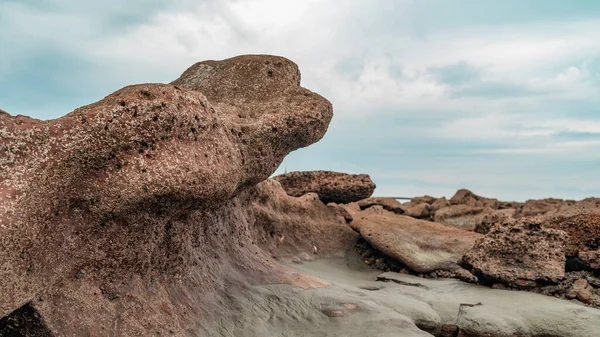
xmin=355 ymin=208 xmax=482 ymax=273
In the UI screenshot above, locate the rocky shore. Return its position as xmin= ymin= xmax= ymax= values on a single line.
xmin=1 ymin=54 xmax=598 ymax=337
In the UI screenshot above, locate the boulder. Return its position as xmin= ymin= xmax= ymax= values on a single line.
xmin=543 ymin=214 xmax=600 ymax=256
xmin=0 ymin=55 xmax=335 ymax=336
xmin=449 ymin=189 xmax=499 ymax=209
xmin=430 ymin=197 xmax=451 ymax=213
xmin=273 ymin=171 xmax=375 ymax=204
xmin=354 ymin=208 xmax=482 ymax=273
xmin=356 ymin=197 xmax=404 ymax=214
xmin=433 ymin=204 xmax=489 ymax=230
xmin=514 ymin=198 xmax=566 ymax=218
xmin=578 ymin=251 xmax=600 ymax=271
xmin=410 ymin=195 xmax=436 ymax=205
xmin=463 ymin=218 xmax=567 ymax=287
xmin=566 ymin=279 xmax=600 ymax=305
xmin=473 ymin=209 xmax=517 ymax=234
xmin=326 ymin=202 xmax=354 ymax=223
xmin=401 ymin=202 xmax=431 ymax=219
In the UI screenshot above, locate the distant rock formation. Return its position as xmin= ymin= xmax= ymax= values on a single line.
xmin=449 ymin=189 xmax=499 ymax=209
xmin=356 ymin=197 xmax=404 ymax=214
xmin=0 ymin=55 xmax=338 ymax=336
xmin=273 ymin=170 xmax=375 ymax=204
xmin=353 ymin=188 xmax=600 ymax=305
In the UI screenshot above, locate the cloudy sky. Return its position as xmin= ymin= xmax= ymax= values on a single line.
xmin=2 ymin=0 xmax=600 ymax=201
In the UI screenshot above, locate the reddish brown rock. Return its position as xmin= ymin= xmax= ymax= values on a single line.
xmin=553 ymin=197 xmax=600 ymax=216
xmin=410 ymin=195 xmax=436 ymax=205
xmin=401 ymin=202 xmax=431 ymax=219
xmin=567 ymin=279 xmax=589 ymax=299
xmin=355 ymin=208 xmax=482 ymax=273
xmin=430 ymin=197 xmax=451 ymax=213
xmin=449 ymin=189 xmax=499 ymax=209
xmin=357 ymin=197 xmax=404 ymax=214
xmin=434 ymin=205 xmax=489 ymax=230
xmin=0 ymin=55 xmax=335 ymax=336
xmin=273 ymin=171 xmax=375 ymax=204
xmin=473 ymin=209 xmax=517 ymax=234
xmin=514 ymin=198 xmax=566 ymax=218
xmin=248 ymin=180 xmax=358 ymax=259
xmin=543 ymin=214 xmax=600 ymax=256
xmin=327 ymin=202 xmax=354 ymax=223
xmin=578 ymin=250 xmax=600 ymax=270
xmin=463 ymin=218 xmax=567 ymax=287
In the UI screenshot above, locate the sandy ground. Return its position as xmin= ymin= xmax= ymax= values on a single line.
xmin=209 ymin=253 xmax=600 ymax=337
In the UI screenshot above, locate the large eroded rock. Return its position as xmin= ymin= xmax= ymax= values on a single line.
xmin=463 ymin=218 xmax=567 ymax=287
xmin=0 ymin=55 xmax=335 ymax=336
xmin=353 ymin=207 xmax=482 ymax=273
xmin=273 ymin=170 xmax=375 ymax=204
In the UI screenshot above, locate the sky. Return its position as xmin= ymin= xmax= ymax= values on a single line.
xmin=1 ymin=0 xmax=600 ymax=201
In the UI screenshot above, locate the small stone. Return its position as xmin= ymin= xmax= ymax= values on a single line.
xmin=577 ymin=285 xmax=597 ymax=304
xmin=299 ymin=252 xmax=313 ymax=262
xmin=567 ymin=279 xmax=588 ymax=299
xmin=321 ymin=307 xmax=345 ymax=317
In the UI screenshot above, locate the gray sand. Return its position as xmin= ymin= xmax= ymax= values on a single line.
xmin=211 ymin=254 xmax=600 ymax=337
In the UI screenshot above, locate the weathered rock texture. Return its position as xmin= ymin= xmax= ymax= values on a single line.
xmin=399 ymin=202 xmax=431 ymax=219
xmin=273 ymin=170 xmax=375 ymax=204
xmin=0 ymin=55 xmax=338 ymax=336
xmin=463 ymin=218 xmax=567 ymax=287
xmin=247 ymin=179 xmax=358 ymax=260
xmin=434 ymin=205 xmax=488 ymax=230
xmin=449 ymin=189 xmax=499 ymax=209
xmin=353 ymin=207 xmax=482 ymax=273
xmin=543 ymin=213 xmax=600 ymax=256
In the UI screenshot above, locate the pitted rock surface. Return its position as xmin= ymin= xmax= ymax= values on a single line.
xmin=0 ymin=55 xmax=334 ymax=336
xmin=543 ymin=213 xmax=600 ymax=256
xmin=463 ymin=218 xmax=567 ymax=287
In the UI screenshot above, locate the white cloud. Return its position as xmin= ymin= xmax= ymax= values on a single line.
xmin=3 ymin=0 xmax=600 ymax=200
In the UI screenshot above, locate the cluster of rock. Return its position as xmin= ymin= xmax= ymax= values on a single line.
xmin=334 ymin=190 xmax=600 ymax=308
xmin=272 ymin=173 xmax=600 ymax=307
